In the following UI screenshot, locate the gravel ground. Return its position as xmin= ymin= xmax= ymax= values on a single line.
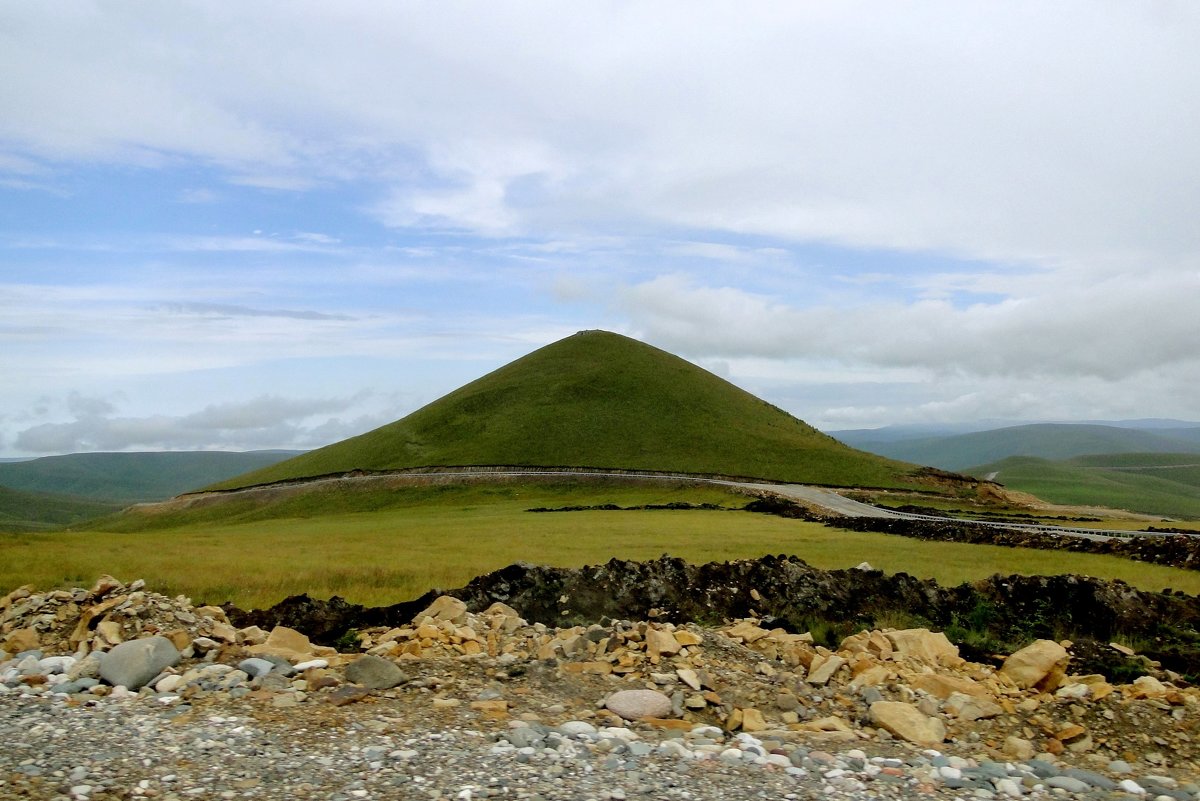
xmin=3 ymin=689 xmax=1196 ymax=801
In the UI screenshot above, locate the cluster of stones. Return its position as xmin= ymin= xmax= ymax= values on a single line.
xmin=491 ymin=721 xmax=1196 ymax=800
xmin=0 ymin=576 xmax=242 ymax=660
xmin=713 ymin=620 xmax=1196 ymax=765
xmin=3 ymin=577 xmax=1200 ymax=799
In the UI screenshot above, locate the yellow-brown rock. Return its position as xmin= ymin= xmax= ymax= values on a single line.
xmin=725 ymin=620 xmax=770 ymax=643
xmin=646 ymin=628 xmax=682 ymax=657
xmin=1000 ymin=639 xmax=1069 ymax=691
xmin=3 ymin=627 xmax=39 ymax=653
xmin=68 ymin=594 xmax=126 ymax=647
xmin=870 ymin=701 xmax=946 ymax=746
xmin=807 ymin=654 xmax=846 ymax=685
xmin=910 ymin=672 xmax=988 ymax=700
xmin=884 ymin=629 xmax=961 ymax=667
xmin=95 ymin=619 xmax=123 ymax=646
xmin=415 ymin=595 xmax=468 ymax=625
xmin=739 ymin=707 xmax=768 ymax=732
xmin=245 ymin=625 xmax=318 ymax=662
xmin=849 ymin=664 xmax=891 ymax=689
xmin=207 ymin=621 xmax=239 ymax=643
xmin=195 ymin=605 xmax=229 ymax=624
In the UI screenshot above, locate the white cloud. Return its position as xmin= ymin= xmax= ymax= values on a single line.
xmin=620 ymin=268 xmax=1200 ymax=381
xmin=12 ymin=392 xmax=373 ymax=453
xmin=1 ymin=3 xmax=1195 ymax=266
xmin=1 ymin=3 xmax=1197 ymax=450
xmin=177 ymin=187 xmax=219 ymax=204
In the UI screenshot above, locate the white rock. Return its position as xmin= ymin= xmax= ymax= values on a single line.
xmin=38 ymin=656 xmax=76 ymax=675
xmin=293 ymin=659 xmax=328 ymax=671
xmin=657 ymin=740 xmax=692 ymax=758
xmin=1118 ymin=779 xmax=1146 ymax=795
xmin=597 ymin=726 xmax=638 ymax=741
xmin=995 ymin=778 xmax=1024 ymax=797
xmin=604 ymin=689 xmax=672 ymax=720
xmin=719 ymin=748 xmax=743 ymax=762
xmin=154 ymin=674 xmax=184 ymax=693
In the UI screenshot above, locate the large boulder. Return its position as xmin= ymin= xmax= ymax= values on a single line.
xmin=1000 ymin=639 xmax=1069 ymax=691
xmin=245 ymin=625 xmax=323 ymax=663
xmin=413 ymin=595 xmax=467 ymax=625
xmin=884 ymin=629 xmax=961 ymax=666
xmin=345 ymin=654 xmax=406 ymax=690
xmin=869 ymin=700 xmax=946 ymax=746
xmin=98 ymin=636 xmax=181 ymax=690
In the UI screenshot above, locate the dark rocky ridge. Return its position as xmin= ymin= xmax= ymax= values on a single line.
xmin=225 ymin=553 xmax=1200 ymax=682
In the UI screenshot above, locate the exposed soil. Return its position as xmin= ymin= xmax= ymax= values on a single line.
xmin=225 ymin=554 xmax=1200 ymax=682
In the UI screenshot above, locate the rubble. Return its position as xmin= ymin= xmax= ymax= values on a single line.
xmin=3 ymin=573 xmax=1200 ymax=796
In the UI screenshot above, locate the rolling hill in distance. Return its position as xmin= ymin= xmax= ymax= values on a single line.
xmin=209 ymin=330 xmax=934 ymax=492
xmin=966 ymin=453 xmax=1200 ymax=520
xmin=833 ymin=422 xmax=1200 ymax=472
xmin=0 ymin=485 xmax=121 ymax=532
xmin=0 ymin=450 xmax=302 ymax=504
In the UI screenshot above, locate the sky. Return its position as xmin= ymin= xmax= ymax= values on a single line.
xmin=2 ymin=2 xmax=1199 ymax=457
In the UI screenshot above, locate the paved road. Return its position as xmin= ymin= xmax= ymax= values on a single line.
xmin=717 ymin=481 xmax=911 ymax=518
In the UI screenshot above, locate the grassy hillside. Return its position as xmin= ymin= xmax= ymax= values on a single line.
xmin=846 ymin=423 xmax=1200 ymax=471
xmin=0 ymin=450 xmax=302 ymax=503
xmin=970 ymin=453 xmax=1200 ymax=519
xmin=213 ymin=331 xmax=927 ymax=491
xmin=0 ymin=485 xmax=119 ymax=532
xmin=9 ymin=481 xmax=1199 ymax=608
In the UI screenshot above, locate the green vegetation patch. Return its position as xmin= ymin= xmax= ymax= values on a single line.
xmin=7 ymin=481 xmax=1199 ymax=609
xmin=971 ymin=454 xmax=1200 ymax=519
xmin=0 ymin=486 xmax=120 ymax=532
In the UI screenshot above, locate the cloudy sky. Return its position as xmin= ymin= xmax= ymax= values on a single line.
xmin=2 ymin=2 xmax=1198 ymax=456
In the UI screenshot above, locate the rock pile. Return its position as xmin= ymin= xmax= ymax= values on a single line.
xmin=3 ymin=577 xmax=1200 ymax=800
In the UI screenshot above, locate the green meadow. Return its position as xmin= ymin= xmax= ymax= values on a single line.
xmin=970 ymin=453 xmax=1200 ymax=520
xmin=5 ymin=480 xmax=1198 ymax=609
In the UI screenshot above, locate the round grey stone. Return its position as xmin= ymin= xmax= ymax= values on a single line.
xmin=344 ymin=654 xmax=405 ymax=690
xmin=1062 ymin=767 xmax=1116 ymax=790
xmin=1045 ymin=776 xmax=1091 ymax=794
xmin=98 ymin=637 xmax=181 ymax=690
xmin=238 ymin=658 xmax=276 ymax=679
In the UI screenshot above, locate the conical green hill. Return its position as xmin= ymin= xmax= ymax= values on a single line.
xmin=211 ymin=330 xmax=924 ymax=490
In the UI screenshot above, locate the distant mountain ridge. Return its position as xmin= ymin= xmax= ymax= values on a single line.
xmin=0 ymin=450 xmax=303 ymax=504
xmin=211 ymin=330 xmax=933 ymax=492
xmin=832 ymin=422 xmax=1200 ymax=472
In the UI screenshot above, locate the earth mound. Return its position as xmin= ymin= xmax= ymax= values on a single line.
xmin=208 ymin=330 xmax=943 ymax=492
xmin=225 ymin=555 xmax=1200 ymax=681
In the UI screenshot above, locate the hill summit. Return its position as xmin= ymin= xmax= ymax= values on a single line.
xmin=213 ymin=330 xmax=924 ymax=490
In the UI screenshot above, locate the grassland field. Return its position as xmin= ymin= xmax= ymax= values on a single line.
xmin=4 ymin=479 xmax=1199 ymax=610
